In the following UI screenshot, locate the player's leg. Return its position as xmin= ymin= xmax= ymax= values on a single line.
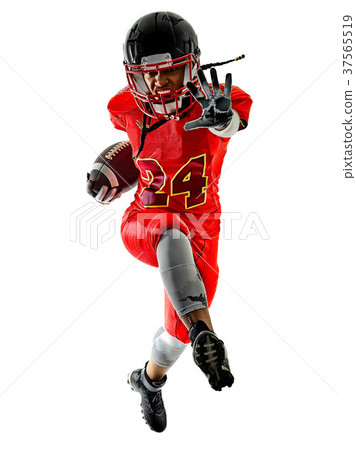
xmin=145 ymin=360 xmax=168 ymax=381
xmin=147 ymin=326 xmax=187 ymax=380
xmin=156 ymin=228 xmax=209 ymax=321
xmin=127 ymin=326 xmax=187 ymax=432
xmin=157 ymin=228 xmax=234 ymax=391
xmin=122 ymin=211 xmax=191 ymax=432
xmin=181 ymin=308 xmax=213 ymax=331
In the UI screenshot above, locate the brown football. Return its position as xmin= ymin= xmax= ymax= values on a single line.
xmin=88 ymin=141 xmax=140 ymax=195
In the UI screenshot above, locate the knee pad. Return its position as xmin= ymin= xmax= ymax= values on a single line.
xmin=151 ymin=327 xmax=187 ymax=368
xmin=156 ymin=229 xmax=208 ymax=317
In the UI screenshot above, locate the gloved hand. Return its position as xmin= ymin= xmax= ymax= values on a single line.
xmin=86 ymin=174 xmax=122 ymax=205
xmin=184 ymin=68 xmax=233 ymax=131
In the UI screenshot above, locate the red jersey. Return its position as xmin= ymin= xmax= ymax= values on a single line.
xmin=108 ymin=85 xmax=252 ymax=238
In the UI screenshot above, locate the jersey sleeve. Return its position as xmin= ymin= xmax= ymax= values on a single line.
xmin=107 ymin=86 xmax=136 ymax=132
xmin=230 ymin=85 xmax=253 ymax=131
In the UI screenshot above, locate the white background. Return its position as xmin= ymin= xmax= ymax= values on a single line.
xmin=0 ymin=0 xmax=355 ymax=448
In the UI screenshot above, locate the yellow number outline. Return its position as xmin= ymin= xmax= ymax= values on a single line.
xmin=170 ymin=154 xmax=208 ymax=210
xmin=136 ymin=158 xmax=169 ymax=208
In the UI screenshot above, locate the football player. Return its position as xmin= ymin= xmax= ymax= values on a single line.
xmin=88 ymin=11 xmax=252 ymax=432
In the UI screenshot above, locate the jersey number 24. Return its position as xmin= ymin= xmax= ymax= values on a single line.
xmin=136 ymin=154 xmax=208 ymax=209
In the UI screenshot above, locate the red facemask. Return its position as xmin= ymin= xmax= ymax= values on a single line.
xmin=125 ymin=53 xmax=200 ymax=120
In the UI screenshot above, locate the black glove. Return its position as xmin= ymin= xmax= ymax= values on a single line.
xmin=184 ymin=68 xmax=233 ymax=131
xmin=86 ymin=173 xmax=122 ymax=205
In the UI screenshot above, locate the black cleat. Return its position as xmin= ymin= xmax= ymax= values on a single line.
xmin=189 ymin=321 xmax=234 ymax=391
xmin=127 ymin=364 xmax=167 ymax=433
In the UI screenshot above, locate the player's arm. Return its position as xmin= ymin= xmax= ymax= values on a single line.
xmin=88 ymin=90 xmax=134 ymax=204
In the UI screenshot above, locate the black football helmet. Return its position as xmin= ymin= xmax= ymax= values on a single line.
xmin=123 ymin=11 xmax=201 ymax=119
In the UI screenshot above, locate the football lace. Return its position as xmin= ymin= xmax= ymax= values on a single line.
xmin=105 ymin=141 xmax=130 ymax=160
